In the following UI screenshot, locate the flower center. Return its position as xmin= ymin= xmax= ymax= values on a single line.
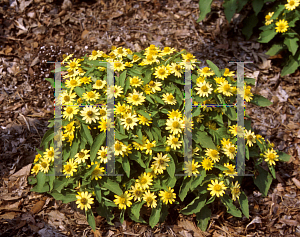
xmin=229 ymin=147 xmax=235 ymax=153
xmin=48 ymin=151 xmax=54 ymax=157
xmin=159 ymin=69 xmax=165 ymax=75
xmin=65 ymin=165 xmax=72 ymax=172
xmin=224 ymin=84 xmax=231 ymax=91
xmin=165 ymin=193 xmax=172 ymax=199
xmin=66 ymin=107 xmax=73 ymax=113
xmin=201 ymin=85 xmax=208 ymax=92
xmin=100 ymin=110 xmax=106 ymax=116
xmin=202 ymin=67 xmax=209 ymax=73
xmin=211 ymin=150 xmax=218 ymax=157
xmin=214 ymin=184 xmax=222 ymax=191
xmin=149 ymin=81 xmax=155 ymax=86
xmin=172 ymin=121 xmax=180 ymax=128
xmin=146 ymin=197 xmax=152 ymax=203
xmin=132 ymin=95 xmax=139 ymax=101
xmin=87 ymin=92 xmax=95 ymax=98
xmin=92 ymin=50 xmax=97 ymax=56
xmin=78 ymin=152 xmax=85 ymax=158
xmin=115 ymin=143 xmax=122 ymax=150
xmin=126 ymin=118 xmax=133 ymax=124
xmin=41 ymin=162 xmax=47 ymax=168
xmin=87 ymin=111 xmax=94 ymax=117
xmin=115 ymin=62 xmax=122 ymax=67
xmin=159 ymin=160 xmax=165 ymax=165
xmin=140 ymin=178 xmax=147 ymax=184
xmin=70 ymin=80 xmax=77 ymax=86
xmin=96 ymin=80 xmax=102 ymax=86
xmin=64 ymin=96 xmax=70 ymax=102
xmin=269 ymin=154 xmax=275 ymax=160
xmin=69 ymin=62 xmax=76 ymax=68
xmin=81 ymin=198 xmax=88 ymax=205
xmin=172 ymin=138 xmax=178 ymax=143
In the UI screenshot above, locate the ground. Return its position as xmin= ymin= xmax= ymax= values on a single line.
xmin=0 ymin=0 xmax=300 ymax=236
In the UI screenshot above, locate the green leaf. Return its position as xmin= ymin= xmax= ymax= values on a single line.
xmin=239 ymin=191 xmax=249 ymax=218
xmin=48 ymin=168 xmax=55 ymax=191
xmin=137 ymin=110 xmax=151 ymax=120
xmin=190 ymin=169 xmax=206 ymax=190
xmin=130 ymin=201 xmax=144 ymax=220
xmin=151 ymin=127 xmax=161 ymax=141
xmin=143 ymin=69 xmax=152 ymax=85
xmin=250 ymin=94 xmax=272 ymax=107
xmin=53 ymin=177 xmax=76 ymax=193
xmin=94 ymin=183 xmax=102 ymax=203
xmin=281 ymin=54 xmax=300 ymax=76
xmin=145 ymin=95 xmax=155 ymax=104
xmin=81 ymin=124 xmax=93 ymax=146
xmin=90 ymin=132 xmax=106 ymax=162
xmin=252 ymin=0 xmax=263 ymax=15
xmin=242 ymin=13 xmax=258 ymax=40
xmin=277 ymin=151 xmax=291 ymax=162
xmin=196 ymin=205 xmax=211 ymax=231
xmin=86 ymin=209 xmax=96 ymax=231
xmin=119 ymin=70 xmax=127 ymax=88
xmin=220 ymin=194 xmax=242 ymax=217
xmin=180 ymin=194 xmax=207 ymax=215
xmin=28 ymin=176 xmax=37 ymax=185
xmin=144 ymin=127 xmax=154 ymax=140
xmin=41 ymin=128 xmax=54 ymax=148
xmin=149 ymin=201 xmax=162 ymax=228
xmin=223 ymin=0 xmax=237 ymax=22
xmin=266 ymin=43 xmax=284 ymax=56
xmin=236 ymin=0 xmax=248 ymax=12
xmin=115 ymin=130 xmax=128 ymax=140
xmin=166 ymin=154 xmax=175 ymax=177
xmin=197 ymin=0 xmax=213 ymax=22
xmin=253 ymin=165 xmax=273 ymax=196
xmin=96 ymin=205 xmax=114 ymax=225
xmin=102 ymin=178 xmax=123 ymax=196
xmin=74 ymin=87 xmax=86 ymax=98
xmin=50 ymin=190 xmax=77 ymax=203
xmin=284 ymin=37 xmax=299 ymax=56
xmin=150 ymin=94 xmax=165 ymax=105
xmin=193 ymin=131 xmax=216 ymax=149
xmin=31 ymin=171 xmax=49 ymax=193
xmin=206 ymin=60 xmax=221 ymax=77
xmin=45 ymin=78 xmax=55 ymax=88
xmin=257 ymin=29 xmax=277 ymax=43
xmin=192 ymin=106 xmax=201 ymax=117
xmin=179 ymin=177 xmax=192 ymax=201
xmin=70 ymin=137 xmax=80 ymax=160
xmin=122 ymin=156 xmax=130 ymax=178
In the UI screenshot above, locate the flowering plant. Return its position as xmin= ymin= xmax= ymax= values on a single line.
xmin=28 ymin=45 xmax=290 ymax=231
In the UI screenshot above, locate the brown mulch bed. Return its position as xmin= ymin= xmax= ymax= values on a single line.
xmin=0 ymin=0 xmax=299 ymax=236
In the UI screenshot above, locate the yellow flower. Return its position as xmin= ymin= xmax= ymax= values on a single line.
xmin=58 ymin=90 xmax=77 ymax=105
xmin=167 ymin=109 xmax=182 ymax=119
xmin=148 ymin=80 xmax=162 ymax=93
xmin=169 ymin=62 xmax=183 ymax=77
xmin=143 ymin=190 xmax=157 ymax=208
xmin=136 ymin=172 xmax=153 ymax=190
xmin=63 ymin=105 xmax=79 ymax=121
xmin=43 ymin=147 xmax=55 ymax=163
xmin=74 ymin=149 xmax=90 ymax=164
xmin=166 ymin=134 xmax=182 ymax=150
xmin=145 ymin=140 xmax=156 ymax=155
xmin=65 ymin=77 xmax=82 ymax=90
xmin=223 ymin=68 xmax=235 ymax=77
xmin=63 ymin=158 xmax=78 ymax=178
xmin=198 ymin=67 xmax=215 ymax=77
xmin=130 ymin=76 xmax=143 ymax=88
xmin=90 ymin=163 xmax=105 ymax=180
xmin=265 ymin=12 xmax=274 ymax=25
xmin=97 ymin=146 xmax=108 ymax=164
xmin=113 ymin=47 xmax=128 ymax=58
xmin=275 ymin=19 xmax=289 ymax=33
xmin=114 ymin=140 xmax=127 ymax=157
xmin=34 ymin=154 xmax=42 ymax=163
xmin=80 ymin=106 xmax=100 ymax=124
xmin=159 ymin=187 xmax=176 ymax=204
xmin=162 ymin=93 xmax=177 ymax=105
xmin=184 ymin=159 xmax=201 ymax=177
xmin=130 ymin=184 xmax=144 ymax=202
xmin=120 ymin=113 xmax=139 ymax=130
xmin=31 ymin=164 xmax=40 ymax=175
xmin=82 ymin=90 xmax=100 ymax=102
xmin=132 ymin=54 xmax=141 ymax=63
xmin=39 ymin=158 xmax=50 ymax=173
xmin=205 ymin=148 xmax=220 ymax=163
xmin=245 ymin=130 xmax=256 ymax=147
xmin=159 ymin=47 xmax=176 ymax=56
xmin=214 ymin=77 xmax=226 ymax=84
xmin=80 ymin=76 xmax=92 ymax=85
xmin=66 ymin=58 xmax=81 ymax=72
xmin=195 ymin=81 xmax=213 ymax=97
xmin=153 ymin=65 xmax=170 ymax=80
xmin=264 ymin=148 xmax=279 ymax=166
xmin=228 ymin=124 xmax=244 ymax=137
xmin=201 ymin=157 xmax=213 ymax=171
xmin=112 ymin=60 xmax=126 ymax=72
xmin=285 ymin=0 xmax=299 ymax=10
xmin=207 ymin=179 xmax=227 ymax=197
xmin=151 ymin=153 xmax=170 ymax=175
xmin=105 ymin=85 xmax=123 ymax=99
xmin=166 ymin=117 xmax=185 ymax=135
xmin=138 ymin=114 xmax=152 ymax=126
xmin=126 ymin=89 xmax=146 ymax=106
xmin=231 ymin=181 xmax=241 ymax=201
xmin=223 ymin=163 xmax=237 ymax=177
xmin=76 ymin=191 xmax=94 ymax=211
xmin=93 ymin=80 xmax=106 ymax=90
xmin=98 ymin=118 xmax=113 ymax=132
xmin=217 ymin=81 xmax=233 ymax=96
xmin=222 ymin=143 xmax=237 ymax=160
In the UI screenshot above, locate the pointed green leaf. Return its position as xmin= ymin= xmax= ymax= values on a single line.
xmin=102 ymin=178 xmax=123 ymax=196
xmin=253 ymin=165 xmax=273 ymax=196
xmin=90 ymin=132 xmax=106 ymax=162
xmin=220 ymin=194 xmax=242 ymax=217
xmin=180 ymin=194 xmax=207 ymax=215
xmin=223 ymin=0 xmax=237 ymax=22
xmin=196 ymin=205 xmax=211 ymax=231
xmin=197 ymin=0 xmax=213 ymax=22
xmin=250 ymin=94 xmax=273 ymax=107
xmin=206 ymin=60 xmax=221 ymax=77
xmin=239 ymin=191 xmax=249 ymax=218
xmin=86 ymin=209 xmax=96 ymax=231
xmin=149 ymin=201 xmax=162 ymax=228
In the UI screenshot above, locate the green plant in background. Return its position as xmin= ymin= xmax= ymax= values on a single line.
xmin=28 ymin=45 xmax=290 ymax=232
xmin=197 ymin=0 xmax=300 ymax=76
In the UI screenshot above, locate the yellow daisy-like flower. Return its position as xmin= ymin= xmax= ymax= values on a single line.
xmin=111 ymin=60 xmax=125 ymax=72
xmin=113 ymin=47 xmax=128 ymax=58
xmin=285 ymin=0 xmax=299 ymax=10
xmin=264 ymin=148 xmax=279 ymax=166
xmin=124 ymin=144 xmax=133 ymax=157
xmin=62 ymin=53 xmax=73 ymax=64
xmin=58 ymin=90 xmax=77 ymax=105
xmin=159 ymin=47 xmax=176 ymax=56
xmin=130 ymin=76 xmax=143 ymax=88
xmin=195 ymin=114 xmax=204 ymax=123
xmin=167 ymin=109 xmax=182 ymax=119
xmin=265 ymin=12 xmax=274 ymax=25
xmin=223 ymin=163 xmax=238 ymax=177
xmin=130 ymin=184 xmax=144 ymax=202
xmin=180 ymin=53 xmax=197 ymax=70
xmin=65 ymin=77 xmax=82 ymax=90
xmin=120 ymin=113 xmax=139 ymax=130
xmin=142 ymin=84 xmax=153 ymax=95
xmin=98 ymin=118 xmax=113 ymax=132
xmin=159 ymin=187 xmax=176 ymax=204
xmin=222 ymin=143 xmax=237 ymax=160
xmin=34 ymin=154 xmax=42 ymax=163
xmin=198 ymin=67 xmax=215 ymax=77
xmin=97 ymin=146 xmax=108 ymax=164
xmin=244 ymin=86 xmax=253 ymax=102
xmin=126 ymin=89 xmax=146 ymax=106
xmin=201 ymin=157 xmax=214 ymax=171
xmin=195 ymin=81 xmax=213 ymax=97
xmin=105 ymin=85 xmax=123 ymax=99
xmin=207 ymin=179 xmax=227 ymax=198
xmin=228 ymin=124 xmax=244 ymax=137
xmin=245 ymin=130 xmax=256 ymax=147
xmin=64 ymin=121 xmax=75 ymax=136
xmin=90 ymin=163 xmax=105 ymax=180
xmin=43 ymin=147 xmax=55 ymax=163
xmin=74 ymin=149 xmax=90 ymax=164
xmin=138 ymin=114 xmax=152 ymax=126
xmin=136 ymin=172 xmax=153 ymax=190
xmin=145 ymin=140 xmax=156 ymax=155
xmin=66 ymin=58 xmax=81 ymax=72
xmin=63 ymin=158 xmax=78 ymax=178
xmin=166 ymin=117 xmax=185 ymax=135
xmin=141 ymin=54 xmax=158 ymax=65
xmin=184 ymin=159 xmax=201 ymax=177
xmin=31 ymin=164 xmax=40 ymax=175
xmin=153 ymin=65 xmax=170 ymax=80
xmin=80 ymin=106 xmax=100 ymax=124
xmin=166 ymin=134 xmax=183 ymax=150
xmin=63 ymin=105 xmax=79 ymax=121
xmin=223 ymin=68 xmax=235 ymax=77
xmin=221 ymin=138 xmax=232 ymax=147
xmin=82 ymin=91 xmax=100 ymax=102
xmin=218 ymin=81 xmax=233 ymax=96
xmin=132 ymin=54 xmax=141 ymax=63
xmin=205 ymin=148 xmax=220 ymax=163
xmin=214 ymin=77 xmax=226 ymax=84
xmin=39 ymin=158 xmax=50 ymax=173
xmin=80 ymin=76 xmax=92 ymax=85
xmin=231 ymin=181 xmax=241 ymax=201
xmin=169 ymin=62 xmax=183 ymax=77
xmin=93 ymin=80 xmax=106 ymax=90
xmin=275 ymin=19 xmax=289 ymax=33
xmin=148 ymin=80 xmax=162 ymax=93
xmin=76 ymin=191 xmax=94 ymax=211
xmin=143 ymin=190 xmax=157 ymax=208
xmin=151 ymin=153 xmax=170 ymax=175
xmin=114 ymin=140 xmax=127 ymax=157
xmin=162 ymin=93 xmax=177 ymax=105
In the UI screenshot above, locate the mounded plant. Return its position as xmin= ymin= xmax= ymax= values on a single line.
xmin=28 ymin=45 xmax=290 ymax=231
